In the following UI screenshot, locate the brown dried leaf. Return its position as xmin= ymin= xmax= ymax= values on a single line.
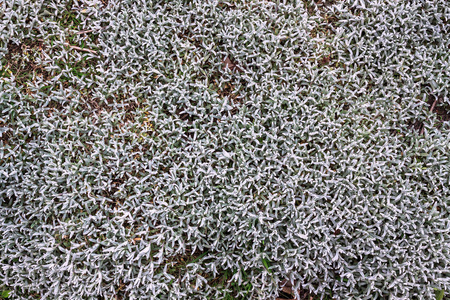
xmin=222 ymin=56 xmax=243 ymax=72
xmin=222 ymin=56 xmax=235 ymax=70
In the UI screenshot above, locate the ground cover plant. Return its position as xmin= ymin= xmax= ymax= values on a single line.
xmin=0 ymin=0 xmax=449 ymax=299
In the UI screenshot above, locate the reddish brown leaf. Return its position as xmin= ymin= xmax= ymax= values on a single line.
xmin=222 ymin=56 xmax=235 ymax=70
xmin=222 ymin=56 xmax=243 ymax=72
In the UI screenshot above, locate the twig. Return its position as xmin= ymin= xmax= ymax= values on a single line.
xmin=63 ymin=43 xmax=98 ymax=54
xmin=420 ymin=97 xmax=439 ymax=135
xmin=73 ymin=26 xmax=108 ymax=35
xmin=75 ymin=29 xmax=97 ymax=35
xmin=430 ymin=97 xmax=438 ymax=113
xmin=37 ymin=39 xmax=98 ymax=54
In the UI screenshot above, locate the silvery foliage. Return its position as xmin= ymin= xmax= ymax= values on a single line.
xmin=0 ymin=0 xmax=449 ymax=299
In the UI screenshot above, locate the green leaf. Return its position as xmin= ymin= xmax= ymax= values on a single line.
xmin=1 ymin=290 xmax=11 ymax=298
xmin=435 ymin=289 xmax=445 ymax=300
xmin=188 ymin=252 xmax=208 ymax=264
xmin=261 ymin=257 xmax=271 ymax=273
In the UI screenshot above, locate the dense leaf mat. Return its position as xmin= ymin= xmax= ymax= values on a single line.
xmin=1 ymin=0 xmax=449 ymax=299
